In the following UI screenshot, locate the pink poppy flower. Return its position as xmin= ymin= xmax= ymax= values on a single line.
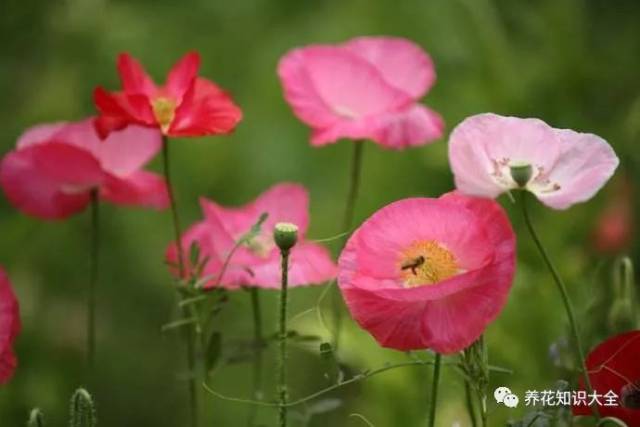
xmin=166 ymin=183 xmax=337 ymax=289
xmin=0 ymin=118 xmax=168 ymax=219
xmin=278 ymin=36 xmax=444 ymax=149
xmin=94 ymin=52 xmax=243 ymax=139
xmin=0 ymin=267 xmax=20 ymax=384
xmin=337 ymin=192 xmax=516 ymax=353
xmin=449 ymin=113 xmax=619 ymax=210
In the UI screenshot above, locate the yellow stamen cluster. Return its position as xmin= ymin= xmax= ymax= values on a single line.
xmin=398 ymin=240 xmax=459 ymax=287
xmin=151 ymin=97 xmax=176 ymax=132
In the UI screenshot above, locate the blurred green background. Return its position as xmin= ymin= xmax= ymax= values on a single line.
xmin=1 ymin=0 xmax=639 ymax=425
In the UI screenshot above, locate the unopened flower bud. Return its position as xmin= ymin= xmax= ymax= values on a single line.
xmin=70 ymin=388 xmax=96 ymax=427
xmin=27 ymin=408 xmax=45 ymax=427
xmin=273 ymin=222 xmax=298 ymax=253
xmin=510 ymin=163 xmax=533 ymax=188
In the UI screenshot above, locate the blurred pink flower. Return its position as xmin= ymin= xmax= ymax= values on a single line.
xmin=278 ymin=36 xmax=444 ymax=149
xmin=449 ymin=113 xmax=619 ymax=210
xmin=0 ymin=118 xmax=169 ymax=219
xmin=337 ymin=192 xmax=515 ymax=353
xmin=166 ymin=183 xmax=337 ymax=289
xmin=94 ymin=52 xmax=243 ymax=139
xmin=0 ymin=267 xmax=20 ymax=384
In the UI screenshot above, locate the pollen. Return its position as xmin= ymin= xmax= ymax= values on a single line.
xmin=399 ymin=240 xmax=460 ymax=287
xmin=151 ymin=97 xmax=176 ymax=132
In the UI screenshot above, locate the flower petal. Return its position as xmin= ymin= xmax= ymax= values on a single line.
xmin=534 ymin=129 xmax=619 ymax=210
xmin=0 ymin=268 xmax=20 ymax=384
xmin=0 ymin=144 xmax=99 ymax=219
xmin=165 ymin=52 xmax=201 ymax=100
xmin=94 ymin=125 xmax=162 ymax=176
xmin=101 ymin=171 xmax=169 ymax=209
xmin=311 ymin=104 xmax=444 ymax=149
xmin=168 ymin=78 xmax=242 ymax=137
xmin=93 ymin=87 xmax=155 ymax=138
xmin=344 ymin=36 xmax=436 ymax=98
xmin=16 ymin=123 xmax=68 ymax=149
xmin=117 ymin=53 xmax=157 ymax=95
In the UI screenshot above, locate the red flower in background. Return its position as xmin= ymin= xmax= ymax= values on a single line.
xmin=592 ymin=176 xmax=634 ymax=254
xmin=0 ymin=267 xmax=20 ymax=384
xmin=0 ymin=118 xmax=168 ymax=219
xmin=573 ymin=330 xmax=640 ymax=424
xmin=94 ymin=52 xmax=242 ymax=139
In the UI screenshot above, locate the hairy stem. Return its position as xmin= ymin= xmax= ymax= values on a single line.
xmin=277 ymin=250 xmax=291 ymax=427
xmin=248 ymin=288 xmax=264 ymax=426
xmin=88 ymin=190 xmax=99 ymax=369
xmin=520 ymin=191 xmax=599 ymax=419
xmin=427 ymin=353 xmax=442 ymax=427
xmin=162 ymin=136 xmax=198 ymax=427
xmin=464 ymin=378 xmax=478 ymax=427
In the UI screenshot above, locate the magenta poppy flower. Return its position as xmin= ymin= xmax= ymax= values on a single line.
xmin=449 ymin=113 xmax=619 ymax=210
xmin=94 ymin=52 xmax=242 ymax=139
xmin=278 ymin=36 xmax=444 ymax=149
xmin=337 ymin=192 xmax=515 ymax=353
xmin=166 ymin=183 xmax=337 ymax=289
xmin=0 ymin=118 xmax=168 ymax=219
xmin=573 ymin=330 xmax=640 ymax=424
xmin=0 ymin=267 xmax=20 ymax=384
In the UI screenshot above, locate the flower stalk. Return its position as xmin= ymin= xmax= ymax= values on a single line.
xmin=519 ymin=191 xmax=600 ymax=419
xmin=274 ymin=222 xmax=298 ymax=427
xmin=248 ymin=287 xmax=264 ymax=426
xmin=161 ymin=136 xmax=198 ymax=427
xmin=88 ymin=189 xmax=99 ymax=369
xmin=427 ymin=353 xmax=442 ymax=427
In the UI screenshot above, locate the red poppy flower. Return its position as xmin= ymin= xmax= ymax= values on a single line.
xmin=94 ymin=52 xmax=242 ymax=139
xmin=573 ymin=330 xmax=640 ymax=424
xmin=0 ymin=267 xmax=20 ymax=384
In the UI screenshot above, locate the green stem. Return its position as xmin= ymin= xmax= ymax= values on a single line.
xmin=464 ymin=379 xmax=478 ymax=427
xmin=277 ymin=250 xmax=291 ymax=427
xmin=520 ymin=191 xmax=599 ymax=420
xmin=427 ymin=353 xmax=442 ymax=427
xmin=333 ymin=141 xmax=365 ymax=350
xmin=88 ymin=190 xmax=99 ymax=368
xmin=161 ymin=136 xmax=198 ymax=427
xmin=248 ymin=288 xmax=264 ymax=426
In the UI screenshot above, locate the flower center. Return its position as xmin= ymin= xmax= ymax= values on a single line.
xmin=398 ymin=240 xmax=460 ymax=287
xmin=621 ymin=382 xmax=640 ymax=409
xmin=152 ymin=97 xmax=177 ymax=132
xmin=490 ymin=158 xmax=561 ymax=193
xmin=243 ymin=234 xmax=274 ymax=258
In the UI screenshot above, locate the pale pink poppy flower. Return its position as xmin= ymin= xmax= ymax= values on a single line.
xmin=166 ymin=183 xmax=337 ymax=289
xmin=338 ymin=192 xmax=515 ymax=353
xmin=278 ymin=36 xmax=444 ymax=149
xmin=449 ymin=113 xmax=619 ymax=210
xmin=0 ymin=267 xmax=20 ymax=384
xmin=0 ymin=118 xmax=169 ymax=219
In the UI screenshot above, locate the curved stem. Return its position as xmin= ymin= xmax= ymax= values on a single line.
xmin=161 ymin=136 xmax=198 ymax=427
xmin=277 ymin=250 xmax=291 ymax=427
xmin=464 ymin=379 xmax=478 ymax=427
xmin=333 ymin=141 xmax=365 ymax=350
xmin=427 ymin=353 xmax=442 ymax=427
xmin=520 ymin=191 xmax=599 ymax=419
xmin=248 ymin=288 xmax=264 ymax=426
xmin=87 ymin=190 xmax=99 ymax=368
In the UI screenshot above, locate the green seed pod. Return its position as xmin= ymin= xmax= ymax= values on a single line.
xmin=510 ymin=164 xmax=533 ymax=188
xmin=273 ymin=222 xmax=299 ymax=253
xmin=69 ymin=388 xmax=96 ymax=427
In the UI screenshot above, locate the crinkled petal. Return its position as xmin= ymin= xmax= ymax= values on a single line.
xmin=93 ymin=87 xmax=155 ymax=138
xmin=449 ymin=113 xmax=561 ymax=198
xmin=117 ymin=53 xmax=157 ymax=95
xmin=16 ymin=123 xmax=68 ymax=149
xmin=311 ymin=104 xmax=444 ymax=149
xmin=101 ymin=171 xmax=169 ymax=209
xmin=168 ymin=78 xmax=242 ymax=137
xmin=165 ymin=52 xmax=200 ymax=100
xmin=95 ymin=125 xmax=162 ymax=176
xmin=0 ymin=144 xmax=99 ymax=219
xmin=344 ymin=36 xmax=436 ymax=98
xmin=534 ymin=129 xmax=619 ymax=210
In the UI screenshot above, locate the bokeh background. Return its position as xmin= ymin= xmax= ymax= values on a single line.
xmin=1 ymin=0 xmax=639 ymax=425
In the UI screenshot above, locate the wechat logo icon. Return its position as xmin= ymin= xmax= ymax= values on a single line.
xmin=494 ymin=386 xmax=519 ymax=408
